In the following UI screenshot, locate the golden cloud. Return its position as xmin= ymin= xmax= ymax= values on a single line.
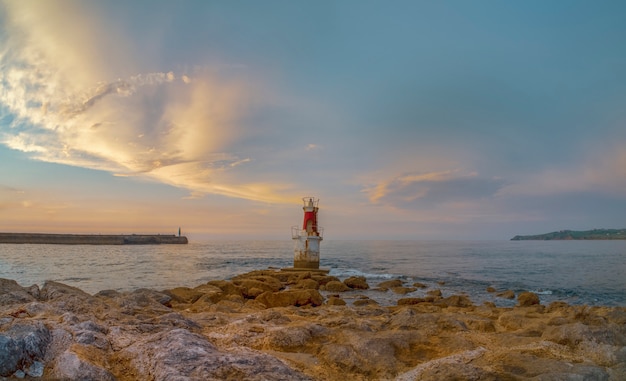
xmin=0 ymin=1 xmax=296 ymax=204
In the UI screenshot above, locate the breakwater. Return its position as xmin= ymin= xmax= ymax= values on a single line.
xmin=0 ymin=232 xmax=188 ymax=245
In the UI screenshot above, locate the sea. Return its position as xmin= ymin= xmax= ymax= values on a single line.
xmin=0 ymin=240 xmax=624 ymax=307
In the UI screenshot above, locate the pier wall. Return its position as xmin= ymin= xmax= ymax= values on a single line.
xmin=0 ymin=233 xmax=188 ymax=245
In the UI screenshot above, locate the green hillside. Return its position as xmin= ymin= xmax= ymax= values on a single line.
xmin=511 ymin=229 xmax=626 ymax=240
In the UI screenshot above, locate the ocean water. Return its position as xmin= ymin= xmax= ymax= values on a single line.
xmin=0 ymin=240 xmax=624 ymax=307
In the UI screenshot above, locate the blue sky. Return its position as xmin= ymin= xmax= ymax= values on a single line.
xmin=1 ymin=0 xmax=625 ymax=240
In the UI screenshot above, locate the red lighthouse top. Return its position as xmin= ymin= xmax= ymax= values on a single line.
xmin=301 ymin=197 xmax=319 ymax=236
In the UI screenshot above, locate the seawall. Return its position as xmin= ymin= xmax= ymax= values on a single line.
xmin=0 ymin=233 xmax=188 ymax=245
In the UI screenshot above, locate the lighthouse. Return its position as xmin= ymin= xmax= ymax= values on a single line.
xmin=291 ymin=197 xmax=323 ymax=269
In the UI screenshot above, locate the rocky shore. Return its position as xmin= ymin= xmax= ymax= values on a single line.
xmin=1 ymin=269 xmax=625 ymax=380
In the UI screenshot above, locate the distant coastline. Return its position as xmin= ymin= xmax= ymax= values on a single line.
xmin=511 ymin=228 xmax=626 ymax=241
xmin=0 ymin=232 xmax=188 ymax=245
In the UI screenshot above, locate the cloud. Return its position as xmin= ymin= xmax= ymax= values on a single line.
xmin=0 ymin=2 xmax=296 ymax=203
xmin=363 ymin=169 xmax=506 ymax=210
xmin=497 ymin=145 xmax=626 ymax=199
xmin=305 ymin=143 xmax=322 ymax=151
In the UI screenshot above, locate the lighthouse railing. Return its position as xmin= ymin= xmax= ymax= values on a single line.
xmin=301 ymin=197 xmax=319 ymax=208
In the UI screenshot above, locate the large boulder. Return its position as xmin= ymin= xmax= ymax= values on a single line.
xmin=0 ymin=321 xmax=51 ymax=377
xmin=324 ymin=281 xmax=350 ymax=292
xmin=517 ymin=292 xmax=540 ymax=307
xmin=116 ymin=328 xmax=312 ymax=380
xmin=344 ymin=276 xmax=369 ymax=290
xmin=256 ymin=290 xmax=324 ymax=308
xmin=0 ymin=279 xmax=36 ymax=306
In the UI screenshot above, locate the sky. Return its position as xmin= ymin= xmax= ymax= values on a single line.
xmin=1 ymin=0 xmax=625 ymax=240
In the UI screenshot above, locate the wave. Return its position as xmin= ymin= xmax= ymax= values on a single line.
xmin=329 ymin=268 xmax=403 ymax=280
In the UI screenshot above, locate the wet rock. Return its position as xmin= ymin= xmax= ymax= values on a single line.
xmin=378 ymin=279 xmax=403 ymax=289
xmin=497 ymin=290 xmax=515 ymax=299
xmin=441 ymin=294 xmax=473 ymax=308
xmin=312 ymin=275 xmax=340 ymax=286
xmin=397 ymin=297 xmax=427 ymax=306
xmin=517 ymin=291 xmax=540 ymax=306
xmin=324 ymin=281 xmax=350 ymax=292
xmin=344 ymin=276 xmax=369 ymax=290
xmin=427 ymin=289 xmax=442 ymax=298
xmin=326 ymin=296 xmax=346 ymax=306
xmin=413 ymin=282 xmax=427 ymax=288
xmin=486 ymin=286 xmax=497 ymax=293
xmin=391 ymin=286 xmax=417 ymax=295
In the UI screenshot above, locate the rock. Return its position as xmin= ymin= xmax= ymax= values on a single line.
xmin=324 ymin=281 xmax=350 ymax=292
xmin=312 ymin=275 xmax=340 ymax=286
xmin=344 ymin=276 xmax=369 ymax=290
xmin=116 ymin=328 xmax=312 ymax=380
xmin=413 ymin=282 xmax=428 ymax=288
xmin=206 ymin=280 xmax=244 ymax=297
xmin=1 ymin=272 xmax=625 ymax=381
xmin=415 ymin=362 xmax=500 ymax=381
xmin=378 ymin=279 xmax=403 ymax=289
xmin=497 ymin=290 xmax=515 ymax=299
xmin=256 ymin=290 xmax=324 ymax=308
xmin=326 ymin=296 xmax=346 ymax=306
xmin=517 ymin=291 xmax=540 ymax=306
xmin=113 ymin=289 xmax=172 ymax=315
xmin=49 ymin=350 xmax=116 ymax=380
xmin=397 ymin=297 xmax=426 ymax=306
xmin=486 ymin=286 xmax=497 ymax=293
xmin=391 ymin=286 xmax=417 ymax=295
xmin=40 ymin=281 xmax=91 ymax=300
xmin=162 ymin=287 xmax=205 ymax=304
xmin=233 ymin=279 xmax=283 ymax=297
xmin=319 ymin=344 xmax=364 ymax=373
xmin=441 ymin=295 xmax=473 ymax=308
xmin=292 ymin=279 xmax=320 ymax=290
xmin=427 ymin=289 xmax=442 ymax=297
xmin=353 ymin=298 xmax=379 ymax=307
xmin=541 ymin=322 xmax=592 ymax=347
xmin=0 ymin=279 xmax=36 ymax=306
xmin=263 ymin=324 xmax=327 ymax=350
xmin=0 ymin=321 xmax=50 ymax=377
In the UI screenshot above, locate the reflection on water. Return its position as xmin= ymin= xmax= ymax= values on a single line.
xmin=0 ymin=240 xmax=624 ymax=306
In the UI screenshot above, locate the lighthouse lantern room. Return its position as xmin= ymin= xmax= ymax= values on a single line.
xmin=291 ymin=197 xmax=323 ymax=269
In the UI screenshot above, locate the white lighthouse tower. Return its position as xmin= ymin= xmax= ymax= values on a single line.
xmin=291 ymin=197 xmax=323 ymax=269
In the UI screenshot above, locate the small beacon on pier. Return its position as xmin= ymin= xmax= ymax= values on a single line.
xmin=291 ymin=197 xmax=323 ymax=269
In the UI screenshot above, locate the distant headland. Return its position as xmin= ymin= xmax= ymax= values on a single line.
xmin=511 ymin=228 xmax=626 ymax=241
xmin=0 ymin=232 xmax=188 ymax=245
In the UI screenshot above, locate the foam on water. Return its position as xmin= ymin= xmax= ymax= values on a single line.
xmin=0 ymin=239 xmax=624 ymax=306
